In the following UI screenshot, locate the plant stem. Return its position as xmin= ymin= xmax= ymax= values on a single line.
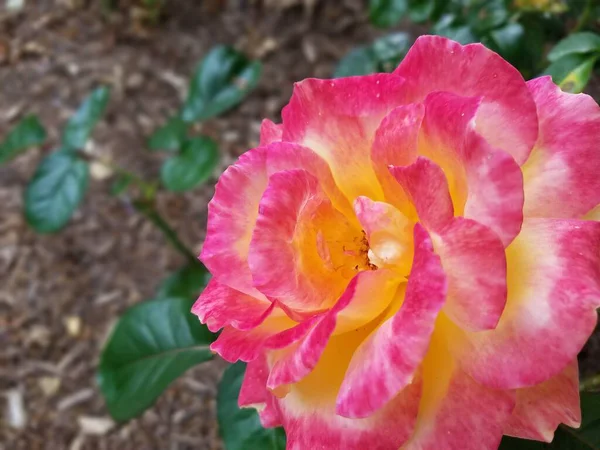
xmin=574 ymin=0 xmax=594 ymax=33
xmin=76 ymin=151 xmax=199 ymax=265
xmin=133 ymin=200 xmax=199 ymax=265
xmin=580 ymin=373 xmax=600 ymax=391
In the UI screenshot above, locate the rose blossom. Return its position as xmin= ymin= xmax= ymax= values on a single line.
xmin=193 ymin=36 xmax=600 ymax=449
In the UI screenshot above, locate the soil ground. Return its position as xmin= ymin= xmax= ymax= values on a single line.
xmin=0 ymin=1 xmax=599 ymax=449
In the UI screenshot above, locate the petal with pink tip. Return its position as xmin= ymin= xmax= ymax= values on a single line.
xmin=371 ymin=104 xmax=424 ymax=212
xmin=211 ymin=312 xmax=296 ymax=363
xmin=434 ymin=218 xmax=507 ymax=332
xmin=505 ymin=360 xmax=580 ymax=442
xmin=200 ymin=148 xmax=268 ymax=298
xmin=403 ymin=334 xmax=515 ymax=450
xmin=394 ymin=35 xmax=538 ymax=165
xmin=523 ymin=76 xmax=600 ymax=218
xmin=239 ymin=354 xmax=282 ymax=428
xmin=267 ymin=269 xmax=400 ymax=390
xmin=353 ymin=196 xmax=413 ymax=271
xmin=192 ymin=279 xmax=274 ymax=333
xmin=275 ymin=327 xmax=421 ymax=450
xmin=282 ymin=74 xmax=407 ymax=201
xmin=421 ymin=92 xmax=524 ymax=246
xmin=248 ymin=169 xmax=360 ymax=314
xmin=390 ymin=157 xmax=453 ymax=232
xmin=259 ymin=119 xmax=283 ymax=145
xmin=336 ymin=224 xmax=446 ymax=419
xmin=448 ymin=219 xmax=600 ymax=389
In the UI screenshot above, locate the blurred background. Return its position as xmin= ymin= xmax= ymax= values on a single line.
xmin=1 ymin=0 xmax=600 ymax=449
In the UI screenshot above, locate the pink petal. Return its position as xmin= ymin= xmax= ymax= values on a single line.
xmin=421 ymin=92 xmax=524 ymax=246
xmin=248 ymin=169 xmax=359 ymax=314
xmin=281 ymin=74 xmax=407 ymax=201
xmin=505 ymin=360 xmax=580 ymax=442
xmin=239 ymin=354 xmax=282 ymax=427
xmin=448 ymin=218 xmax=600 ymax=389
xmin=353 ymin=196 xmax=413 ymax=271
xmin=211 ymin=312 xmax=296 ymax=363
xmin=259 ymin=119 xmax=283 ymax=145
xmin=390 ymin=157 xmax=453 ymax=232
xmin=523 ymin=76 xmax=600 ymax=218
xmin=394 ymin=35 xmax=538 ymax=165
xmin=267 ymin=269 xmax=400 ymax=391
xmin=191 ymin=279 xmax=274 ymax=332
xmin=403 ymin=335 xmax=515 ymax=450
xmin=274 ymin=329 xmax=421 ymax=450
xmin=200 ymin=148 xmax=268 ymax=298
xmin=371 ymin=104 xmax=424 ymax=211
xmin=336 ymin=224 xmax=446 ymax=418
xmin=434 ymin=218 xmax=507 ymax=332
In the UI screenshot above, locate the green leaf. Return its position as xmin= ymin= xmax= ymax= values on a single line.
xmin=161 ymin=136 xmax=219 ymax=192
xmin=24 ymin=150 xmax=90 ymax=233
xmin=62 ymin=86 xmax=110 ymax=150
xmin=372 ymin=32 xmax=412 ymax=72
xmin=0 ymin=115 xmax=46 ymax=165
xmin=499 ymin=392 xmax=600 ymax=449
xmin=109 ymin=173 xmax=133 ymax=196
xmin=432 ymin=14 xmax=478 ymax=45
xmin=407 ymin=0 xmax=436 ymax=23
xmin=467 ymin=0 xmax=509 ymax=34
xmin=218 ymin=362 xmax=286 ymax=450
xmin=156 ymin=264 xmax=211 ymax=300
xmin=548 ymin=32 xmax=600 ymax=63
xmin=334 ymin=47 xmax=378 ymax=78
xmin=544 ymin=54 xmax=598 ymax=94
xmin=98 ymin=297 xmax=216 ymax=422
xmin=489 ymin=22 xmax=526 ymax=64
xmin=369 ymin=0 xmax=408 ymax=28
xmin=148 ymin=116 xmax=187 ymax=152
xmin=181 ymin=46 xmax=262 ymax=122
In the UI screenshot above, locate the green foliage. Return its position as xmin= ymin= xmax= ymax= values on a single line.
xmin=148 ymin=115 xmax=187 ymax=152
xmin=98 ymin=296 xmax=216 ymax=422
xmin=62 ymin=86 xmax=110 ymax=150
xmin=24 ymin=150 xmax=90 ymax=233
xmin=547 ymin=32 xmax=600 ymax=62
xmin=181 ymin=46 xmax=262 ymax=122
xmin=161 ymin=136 xmax=219 ymax=192
xmin=156 ymin=264 xmax=212 ymax=300
xmin=335 ymin=33 xmax=411 ymax=77
xmin=544 ymin=53 xmax=598 ymax=93
xmin=499 ymin=392 xmax=600 ymax=449
xmin=0 ymin=115 xmax=46 ymax=165
xmin=218 ymin=362 xmax=286 ymax=450
xmin=109 ymin=173 xmax=133 ymax=196
xmin=369 ymin=0 xmax=408 ymax=28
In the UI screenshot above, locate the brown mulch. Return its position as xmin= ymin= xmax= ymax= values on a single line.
xmin=1 ymin=1 xmax=599 ymax=449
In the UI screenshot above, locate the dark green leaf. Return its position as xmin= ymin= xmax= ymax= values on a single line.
xmin=489 ymin=22 xmax=526 ymax=63
xmin=218 ymin=362 xmax=286 ymax=450
xmin=161 ymin=136 xmax=219 ymax=192
xmin=548 ymin=32 xmax=600 ymax=63
xmin=544 ymin=54 xmax=597 ymax=94
xmin=372 ymin=32 xmax=412 ymax=72
xmin=98 ymin=297 xmax=216 ymax=422
xmin=467 ymin=0 xmax=509 ymax=34
xmin=432 ymin=14 xmax=478 ymax=45
xmin=0 ymin=115 xmax=46 ymax=165
xmin=334 ymin=47 xmax=378 ymax=78
xmin=181 ymin=46 xmax=262 ymax=122
xmin=109 ymin=173 xmax=133 ymax=196
xmin=62 ymin=86 xmax=110 ymax=150
xmin=499 ymin=392 xmax=600 ymax=449
xmin=407 ymin=0 xmax=436 ymax=23
xmin=156 ymin=264 xmax=211 ymax=300
xmin=148 ymin=116 xmax=187 ymax=152
xmin=369 ymin=0 xmax=408 ymax=28
xmin=24 ymin=150 xmax=89 ymax=233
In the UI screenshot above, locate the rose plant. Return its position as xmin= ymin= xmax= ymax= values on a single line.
xmin=194 ymin=36 xmax=600 ymax=449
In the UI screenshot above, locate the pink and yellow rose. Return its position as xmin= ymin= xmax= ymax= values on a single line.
xmin=193 ymin=36 xmax=600 ymax=449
